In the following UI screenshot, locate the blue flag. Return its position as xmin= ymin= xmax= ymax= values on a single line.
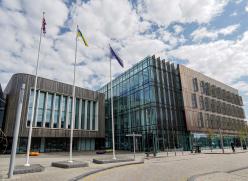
xmin=109 ymin=44 xmax=124 ymax=68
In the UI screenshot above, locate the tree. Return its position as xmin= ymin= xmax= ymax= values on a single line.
xmin=239 ymin=127 xmax=248 ymax=149
xmin=207 ymin=129 xmax=214 ymax=152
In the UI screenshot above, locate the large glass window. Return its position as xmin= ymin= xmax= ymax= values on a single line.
xmin=81 ymin=100 xmax=85 ymax=129
xmin=27 ymin=90 xmax=35 ymax=126
xmin=144 ymin=86 xmax=150 ymax=104
xmin=45 ymin=93 xmax=53 ymax=128
xmin=143 ymin=68 xmax=149 ymax=84
xmin=191 ymin=93 xmax=197 ymax=108
xmin=92 ymin=101 xmax=96 ymax=130
xmin=53 ymin=95 xmax=60 ymax=128
xmin=75 ymin=98 xmax=80 ymax=129
xmin=68 ymin=97 xmax=72 ymax=129
xmin=37 ymin=92 xmax=45 ymax=127
xmin=192 ymin=78 xmax=198 ymax=92
xmin=199 ymin=96 xmax=204 ymax=110
xmin=87 ymin=101 xmax=91 ymax=130
xmin=26 ymin=89 xmax=97 ymax=131
xmin=61 ymin=96 xmax=67 ymax=128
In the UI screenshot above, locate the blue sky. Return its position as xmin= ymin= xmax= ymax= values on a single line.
xmin=0 ymin=0 xmax=248 ymax=117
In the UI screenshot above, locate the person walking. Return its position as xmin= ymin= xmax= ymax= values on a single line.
xmin=231 ymin=142 xmax=235 ymax=153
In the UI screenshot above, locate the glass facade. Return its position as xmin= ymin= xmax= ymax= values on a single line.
xmin=99 ymin=55 xmax=189 ymax=152
xmin=26 ymin=89 xmax=98 ymax=131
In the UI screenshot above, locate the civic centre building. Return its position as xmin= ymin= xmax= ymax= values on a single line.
xmin=0 ymin=55 xmax=246 ymax=153
xmin=2 ymin=74 xmax=105 ymax=153
xmin=99 ymin=55 xmax=245 ymax=151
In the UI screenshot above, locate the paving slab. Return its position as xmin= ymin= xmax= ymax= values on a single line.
xmin=51 ymin=160 xmax=89 ymax=168
xmin=93 ymin=156 xmax=134 ymax=164
xmin=13 ymin=164 xmax=44 ymax=175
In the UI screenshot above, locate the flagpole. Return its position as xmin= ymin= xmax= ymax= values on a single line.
xmin=110 ymin=55 xmax=116 ymax=160
xmin=69 ymin=25 xmax=78 ymax=163
xmin=25 ymin=12 xmax=44 ymax=167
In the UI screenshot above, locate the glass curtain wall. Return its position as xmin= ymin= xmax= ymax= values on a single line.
xmin=99 ymin=55 xmax=189 ymax=152
xmin=26 ymin=90 xmax=98 ymax=131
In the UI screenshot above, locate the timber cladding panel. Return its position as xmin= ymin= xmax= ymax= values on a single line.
xmin=179 ymin=65 xmax=245 ymax=135
xmin=3 ymin=73 xmax=105 ymax=138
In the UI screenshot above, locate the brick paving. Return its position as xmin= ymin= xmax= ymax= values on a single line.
xmin=0 ymin=149 xmax=248 ymax=181
xmin=83 ymin=149 xmax=248 ymax=181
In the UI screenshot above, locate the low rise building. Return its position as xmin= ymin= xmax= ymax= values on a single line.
xmin=3 ymin=73 xmax=105 ymax=153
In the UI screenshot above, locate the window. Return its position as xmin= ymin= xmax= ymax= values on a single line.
xmin=200 ymin=81 xmax=205 ymax=94
xmin=36 ymin=92 xmax=45 ymax=127
xmin=211 ymin=99 xmax=216 ymax=113
xmin=205 ymin=113 xmax=209 ymax=128
xmin=205 ymin=82 xmax=210 ymax=95
xmin=92 ymin=101 xmax=96 ymax=130
xmin=45 ymin=93 xmax=53 ymax=128
xmin=81 ymin=100 xmax=85 ymax=129
xmin=192 ymin=78 xmax=199 ymax=92
xmin=87 ymin=101 xmax=91 ymax=130
xmin=191 ymin=94 xmax=198 ymax=108
xmin=211 ymin=85 xmax=216 ymax=97
xmin=53 ymin=95 xmax=60 ymax=128
xmin=204 ymin=97 xmax=209 ymax=111
xmin=199 ymin=96 xmax=204 ymax=110
xmin=61 ymin=96 xmax=67 ymax=128
xmin=198 ymin=112 xmax=203 ymax=128
xmin=75 ymin=98 xmax=80 ymax=129
xmin=68 ymin=97 xmax=72 ymax=129
xmin=27 ymin=90 xmax=35 ymax=126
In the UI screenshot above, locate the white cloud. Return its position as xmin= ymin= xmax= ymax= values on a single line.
xmin=245 ymin=3 xmax=248 ymax=12
xmin=169 ymin=31 xmax=248 ymax=115
xmin=191 ymin=24 xmax=239 ymax=41
xmin=137 ymin=0 xmax=228 ymax=26
xmin=233 ymin=81 xmax=248 ymax=96
xmin=173 ymin=25 xmax=184 ymax=34
xmin=0 ymin=0 xmax=170 ymax=90
xmin=169 ymin=31 xmax=248 ymax=85
xmin=230 ymin=12 xmax=237 ymax=16
xmin=0 ymin=0 xmax=241 ymax=94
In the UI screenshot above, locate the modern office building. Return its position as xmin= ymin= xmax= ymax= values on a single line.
xmin=99 ymin=55 xmax=246 ymax=151
xmin=180 ymin=65 xmax=245 ymax=148
xmin=180 ymin=65 xmax=245 ymax=134
xmin=3 ymin=73 xmax=105 ymax=153
xmin=99 ymin=55 xmax=189 ymax=151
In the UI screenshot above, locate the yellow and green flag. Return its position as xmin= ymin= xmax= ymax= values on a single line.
xmin=77 ymin=28 xmax=88 ymax=47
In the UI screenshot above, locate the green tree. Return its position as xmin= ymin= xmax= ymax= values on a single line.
xmin=239 ymin=127 xmax=248 ymax=149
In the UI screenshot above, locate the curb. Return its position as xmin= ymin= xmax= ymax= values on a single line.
xmin=187 ymin=171 xmax=220 ymax=181
xmin=187 ymin=165 xmax=248 ymax=181
xmin=203 ymin=151 xmax=246 ymax=155
xmin=69 ymin=159 xmax=144 ymax=181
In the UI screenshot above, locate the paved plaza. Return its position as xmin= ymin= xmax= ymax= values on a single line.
xmin=1 ymin=149 xmax=248 ymax=181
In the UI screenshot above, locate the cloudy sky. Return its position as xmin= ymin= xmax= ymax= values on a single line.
xmin=0 ymin=0 xmax=248 ymax=117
